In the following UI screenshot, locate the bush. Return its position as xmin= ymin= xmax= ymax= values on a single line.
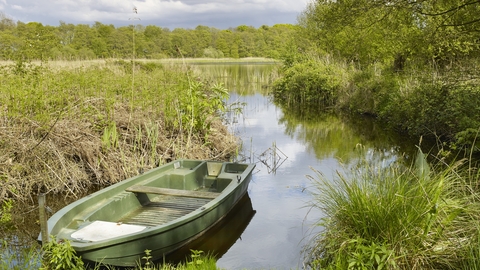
xmin=202 ymin=47 xmax=224 ymax=58
xmin=273 ymin=54 xmax=480 ymax=152
xmin=346 ymin=66 xmax=397 ymax=116
xmin=273 ymin=59 xmax=345 ymax=109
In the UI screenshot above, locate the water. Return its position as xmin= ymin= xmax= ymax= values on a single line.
xmin=2 ymin=63 xmax=421 ymax=269
xmin=186 ymin=63 xmax=419 ymax=269
xmin=218 ymin=94 xmax=323 ymax=269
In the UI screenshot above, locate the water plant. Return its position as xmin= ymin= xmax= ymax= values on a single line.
xmin=0 ymin=199 xmax=13 ymax=224
xmin=40 ymin=236 xmax=84 ymax=270
xmin=0 ymin=240 xmax=42 ymax=270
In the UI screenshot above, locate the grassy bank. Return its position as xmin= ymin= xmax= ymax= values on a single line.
xmin=0 ymin=57 xmax=279 ymax=69
xmin=0 ymin=59 xmax=237 ymax=208
xmin=306 ymin=148 xmax=480 ymax=269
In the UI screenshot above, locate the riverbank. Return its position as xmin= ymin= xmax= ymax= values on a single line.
xmin=306 ymin=148 xmax=480 ymax=269
xmin=0 ymin=59 xmax=239 ymax=230
xmin=272 ymin=55 xmax=480 ymax=154
xmin=270 ymin=50 xmax=480 ymax=268
xmin=0 ymin=58 xmax=244 ymax=268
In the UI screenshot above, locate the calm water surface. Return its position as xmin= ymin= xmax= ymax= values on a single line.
xmin=3 ymin=64 xmax=422 ymax=269
xmin=189 ymin=64 xmax=420 ymax=269
xmin=219 ymin=93 xmax=326 ymax=269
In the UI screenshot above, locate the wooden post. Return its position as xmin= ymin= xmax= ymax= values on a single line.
xmin=38 ymin=193 xmax=49 ymax=244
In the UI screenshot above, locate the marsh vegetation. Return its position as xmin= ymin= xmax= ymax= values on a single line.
xmin=306 ymin=148 xmax=480 ymax=269
xmin=0 ymin=58 xmax=242 ymax=268
xmin=2 ymin=1 xmax=480 ymax=268
xmin=0 ymin=59 xmax=237 ymax=205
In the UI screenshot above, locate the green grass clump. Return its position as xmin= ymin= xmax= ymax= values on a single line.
xmin=307 ymin=148 xmax=480 ymax=269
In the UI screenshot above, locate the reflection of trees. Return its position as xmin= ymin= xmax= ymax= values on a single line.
xmin=277 ymin=104 xmax=419 ymax=165
xmin=194 ymin=64 xmax=280 ymax=95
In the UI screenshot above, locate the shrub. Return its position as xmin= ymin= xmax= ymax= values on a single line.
xmin=273 ymin=59 xmax=346 ymax=109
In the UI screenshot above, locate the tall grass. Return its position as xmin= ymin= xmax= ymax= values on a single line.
xmin=0 ymin=58 xmax=232 ymax=268
xmin=0 ymin=60 xmax=237 ymax=204
xmin=307 ymin=148 xmax=480 ymax=269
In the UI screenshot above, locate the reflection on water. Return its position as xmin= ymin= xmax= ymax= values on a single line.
xmin=161 ymin=193 xmax=256 ymax=264
xmin=2 ymin=63 xmax=425 ymax=269
xmin=216 ymin=91 xmax=422 ymax=269
xmin=208 ymin=64 xmax=421 ymax=269
xmin=277 ymin=107 xmax=420 ymax=167
xmin=193 ymin=63 xmax=280 ymax=95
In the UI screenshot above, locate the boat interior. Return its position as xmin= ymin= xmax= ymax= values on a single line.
xmin=61 ymin=160 xmax=251 ymax=242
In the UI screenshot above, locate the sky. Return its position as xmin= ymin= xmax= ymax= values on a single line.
xmin=0 ymin=0 xmax=310 ymax=30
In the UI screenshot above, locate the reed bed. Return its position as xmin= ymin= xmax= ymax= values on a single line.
xmin=0 ymin=60 xmax=237 ymax=205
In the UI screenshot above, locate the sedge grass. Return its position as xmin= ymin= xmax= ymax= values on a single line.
xmin=0 ymin=60 xmax=237 ymax=204
xmin=307 ymin=148 xmax=480 ymax=269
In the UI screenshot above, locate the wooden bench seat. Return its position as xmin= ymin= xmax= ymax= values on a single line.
xmin=126 ymin=185 xmax=219 ymax=199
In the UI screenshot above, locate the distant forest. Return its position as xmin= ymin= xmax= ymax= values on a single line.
xmin=0 ymin=12 xmax=298 ymax=60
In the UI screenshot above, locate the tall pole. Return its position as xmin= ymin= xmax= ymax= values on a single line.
xmin=38 ymin=193 xmax=49 ymax=244
xmin=129 ymin=7 xmax=140 ymax=123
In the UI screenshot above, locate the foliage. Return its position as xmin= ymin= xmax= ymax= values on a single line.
xmin=376 ymin=71 xmax=480 ymax=148
xmin=273 ymin=50 xmax=480 ymax=151
xmin=307 ymin=148 xmax=480 ymax=269
xmin=141 ymin=249 xmax=154 ymax=270
xmin=0 ymin=12 xmax=296 ymax=60
xmin=285 ymin=0 xmax=480 ymax=151
xmin=202 ymin=47 xmax=224 ymax=58
xmin=272 ymin=58 xmax=347 ymax=109
xmin=345 ymin=239 xmax=397 ymax=270
xmin=298 ymin=0 xmax=480 ymax=68
xmin=0 ymin=199 xmax=13 ymax=225
xmin=0 ymin=60 xmax=237 ymax=204
xmin=344 ymin=66 xmax=397 ymax=115
xmin=187 ymin=250 xmax=205 ymax=267
xmin=182 ymin=81 xmax=229 ymax=136
xmin=101 ymin=122 xmax=119 ymax=151
xmin=3 ymin=244 xmax=217 ymax=270
xmin=1 ymin=240 xmax=42 ymax=270
xmin=40 ymin=236 xmax=85 ymax=270
xmin=125 ymin=249 xmax=217 ymax=270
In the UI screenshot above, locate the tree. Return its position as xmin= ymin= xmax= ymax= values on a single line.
xmin=195 ymin=25 xmax=214 ymax=53
xmin=298 ymin=0 xmax=480 ymax=67
xmin=143 ymin=25 xmax=172 ymax=58
xmin=0 ymin=17 xmax=299 ymax=60
xmin=15 ymin=22 xmax=60 ymax=60
xmin=110 ymin=26 xmax=133 ymax=58
xmin=0 ymin=12 xmax=15 ymax=31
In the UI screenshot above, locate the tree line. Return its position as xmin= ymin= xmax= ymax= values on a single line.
xmin=298 ymin=0 xmax=480 ymax=70
xmin=0 ymin=12 xmax=297 ymax=61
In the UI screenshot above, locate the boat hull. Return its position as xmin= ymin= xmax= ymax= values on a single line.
xmin=39 ymin=159 xmax=255 ymax=267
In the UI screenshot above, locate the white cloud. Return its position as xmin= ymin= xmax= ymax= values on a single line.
xmin=11 ymin=4 xmax=22 ymax=10
xmin=2 ymin=0 xmax=308 ymax=28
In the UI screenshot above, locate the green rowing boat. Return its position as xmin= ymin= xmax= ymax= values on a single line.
xmin=38 ymin=159 xmax=255 ymax=266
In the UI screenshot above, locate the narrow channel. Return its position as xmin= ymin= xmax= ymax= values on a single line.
xmin=184 ymin=64 xmax=421 ymax=269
